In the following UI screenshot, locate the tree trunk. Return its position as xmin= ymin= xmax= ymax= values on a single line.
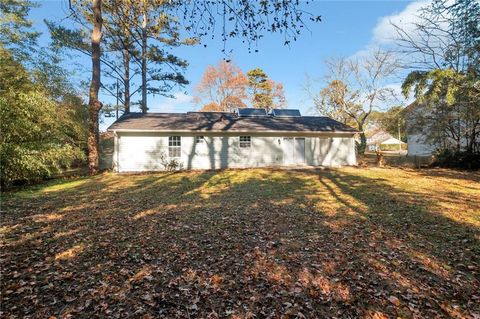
xmin=358 ymin=132 xmax=367 ymax=154
xmin=357 ymin=123 xmax=366 ymax=154
xmin=467 ymin=122 xmax=476 ymax=153
xmin=141 ymin=10 xmax=148 ymax=114
xmin=87 ymin=0 xmax=103 ymax=174
xmin=123 ymin=48 xmax=130 ymax=113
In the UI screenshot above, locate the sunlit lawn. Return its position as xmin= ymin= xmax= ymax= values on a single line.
xmin=2 ymin=167 xmax=479 ymax=318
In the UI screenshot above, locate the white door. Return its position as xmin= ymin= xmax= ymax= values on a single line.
xmin=283 ymin=138 xmax=295 ymax=165
xmin=283 ymin=137 xmax=305 ymax=165
xmin=294 ymin=138 xmax=305 ymax=164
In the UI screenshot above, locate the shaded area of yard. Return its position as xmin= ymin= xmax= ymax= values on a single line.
xmin=1 ymin=168 xmax=479 ymax=318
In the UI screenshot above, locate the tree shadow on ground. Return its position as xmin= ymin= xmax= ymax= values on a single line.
xmin=404 ymin=167 xmax=480 ymax=183
xmin=1 ymin=168 xmax=479 ymax=318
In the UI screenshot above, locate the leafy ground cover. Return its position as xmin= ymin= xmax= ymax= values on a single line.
xmin=1 ymin=167 xmax=479 ymax=318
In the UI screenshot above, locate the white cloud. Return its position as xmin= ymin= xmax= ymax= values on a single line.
xmin=372 ymin=0 xmax=430 ymax=45
xmin=347 ymin=0 xmax=438 ymax=108
xmin=149 ymin=92 xmax=194 ymax=113
xmin=351 ymin=0 xmax=432 ymax=59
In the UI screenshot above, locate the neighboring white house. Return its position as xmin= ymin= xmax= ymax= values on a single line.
xmin=404 ymin=102 xmax=480 ymax=156
xmin=406 ymin=133 xmax=437 ymax=156
xmin=403 ymin=103 xmax=436 ymax=156
xmin=107 ymin=108 xmax=358 ymax=172
xmin=365 ymin=127 xmax=405 ymax=152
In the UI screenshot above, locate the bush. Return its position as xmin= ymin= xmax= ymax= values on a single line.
xmin=163 ymin=158 xmax=183 ymax=171
xmin=0 ymin=90 xmax=86 ymax=189
xmin=158 ymin=152 xmax=184 ymax=171
xmin=433 ymin=149 xmax=480 ymax=169
xmin=0 ymin=49 xmax=87 ymax=189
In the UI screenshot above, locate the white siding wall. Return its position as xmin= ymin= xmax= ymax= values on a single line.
xmin=307 ymin=137 xmax=356 ymax=166
xmin=113 ymin=132 xmax=356 ymax=172
xmin=407 ymin=133 xmax=436 ymax=156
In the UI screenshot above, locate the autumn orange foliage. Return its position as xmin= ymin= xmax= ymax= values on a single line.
xmin=195 ymin=60 xmax=287 ymax=112
xmin=195 ymin=60 xmax=248 ymax=112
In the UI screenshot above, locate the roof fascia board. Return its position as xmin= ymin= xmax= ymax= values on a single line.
xmin=110 ymin=129 xmax=358 ymax=135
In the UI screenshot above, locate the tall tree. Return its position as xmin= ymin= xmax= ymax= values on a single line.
xmin=402 ymin=68 xmax=480 ymax=152
xmin=103 ymin=0 xmax=194 ymax=113
xmin=247 ymin=68 xmax=286 ymax=110
xmin=306 ymin=50 xmax=400 ymax=153
xmin=48 ymin=1 xmax=192 ymax=115
xmin=393 ymin=0 xmax=480 ymax=153
xmin=269 ymin=80 xmax=287 ymax=109
xmin=195 ymin=60 xmax=248 ymax=112
xmin=195 ymin=63 xmax=287 ymax=112
xmin=46 ymin=19 xmax=136 ymax=114
xmin=86 ymin=0 xmax=103 ymax=174
xmin=247 ymin=68 xmax=272 ymax=109
xmin=393 ymin=0 xmax=479 ymax=72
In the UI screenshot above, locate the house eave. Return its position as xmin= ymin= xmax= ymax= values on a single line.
xmin=108 ymin=128 xmax=358 ymax=135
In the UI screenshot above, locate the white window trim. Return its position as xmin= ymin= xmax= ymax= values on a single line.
xmin=195 ymin=136 xmax=205 ymax=143
xmin=168 ymin=136 xmax=181 ymax=158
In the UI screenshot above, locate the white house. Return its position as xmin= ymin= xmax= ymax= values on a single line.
xmin=365 ymin=127 xmax=405 ymax=152
xmin=403 ymin=103 xmax=435 ymax=156
xmin=107 ymin=108 xmax=358 ymax=172
xmin=404 ymin=102 xmax=480 ymax=156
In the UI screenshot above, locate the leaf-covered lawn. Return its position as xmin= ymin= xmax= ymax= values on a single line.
xmin=1 ymin=168 xmax=479 ymax=318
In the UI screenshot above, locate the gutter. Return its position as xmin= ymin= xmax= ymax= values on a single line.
xmin=108 ymin=129 xmax=359 ymax=135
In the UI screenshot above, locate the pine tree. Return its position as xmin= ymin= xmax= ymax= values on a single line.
xmin=247 ymin=68 xmax=273 ymax=109
xmin=247 ymin=68 xmax=286 ymax=110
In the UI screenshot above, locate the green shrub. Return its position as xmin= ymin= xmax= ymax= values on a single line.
xmin=0 ymin=48 xmax=87 ymax=189
xmin=0 ymin=90 xmax=85 ymax=188
xmin=433 ymin=149 xmax=480 ymax=169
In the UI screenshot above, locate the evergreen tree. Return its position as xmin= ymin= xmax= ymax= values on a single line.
xmin=47 ymin=0 xmax=193 ymax=115
xmin=0 ymin=0 xmax=39 ymax=59
xmin=247 ymin=68 xmax=286 ymax=110
xmin=247 ymin=68 xmax=273 ymax=109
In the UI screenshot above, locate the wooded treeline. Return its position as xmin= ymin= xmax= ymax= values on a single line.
xmin=399 ymin=0 xmax=480 ymax=157
xmin=306 ymin=0 xmax=479 ymax=158
xmin=0 ymin=0 xmax=88 ymax=188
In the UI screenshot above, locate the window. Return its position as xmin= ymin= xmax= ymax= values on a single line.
xmin=168 ymin=136 xmax=181 ymax=157
xmin=239 ymin=136 xmax=251 ymax=148
xmin=195 ymin=136 xmax=205 ymax=144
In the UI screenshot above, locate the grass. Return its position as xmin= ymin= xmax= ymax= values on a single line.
xmin=1 ymin=167 xmax=479 ymax=318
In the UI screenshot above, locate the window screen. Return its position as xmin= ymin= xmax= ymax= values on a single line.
xmin=169 ymin=136 xmax=181 ymax=157
xmin=239 ymin=136 xmax=251 ymax=148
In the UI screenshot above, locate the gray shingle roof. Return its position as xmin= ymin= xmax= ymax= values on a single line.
xmin=107 ymin=112 xmax=358 ymax=133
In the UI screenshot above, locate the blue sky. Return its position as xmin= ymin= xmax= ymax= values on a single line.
xmin=30 ymin=0 xmax=422 ymax=130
